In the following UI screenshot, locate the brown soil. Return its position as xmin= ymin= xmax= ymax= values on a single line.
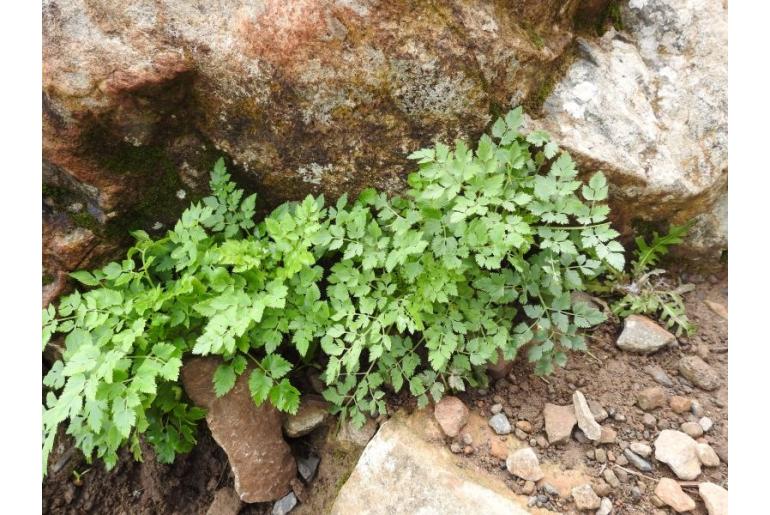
xmin=43 ymin=275 xmax=727 ymax=515
xmin=441 ymin=275 xmax=728 ymax=514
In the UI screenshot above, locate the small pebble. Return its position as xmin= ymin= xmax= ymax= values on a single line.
xmin=597 ymin=497 xmax=613 ymax=515
xmin=450 ymin=442 xmax=462 ymax=453
xmin=699 ymin=416 xmax=714 ymax=432
xmin=462 ymin=433 xmax=473 ymax=445
xmin=522 ymin=481 xmax=535 ymax=495
xmin=490 ymin=403 xmax=503 ymax=414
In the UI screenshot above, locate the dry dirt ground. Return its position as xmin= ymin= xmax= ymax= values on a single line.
xmin=42 ymin=274 xmax=727 ymax=514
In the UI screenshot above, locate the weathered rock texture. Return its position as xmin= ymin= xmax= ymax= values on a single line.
xmin=330 ymin=411 xmax=544 ymax=514
xmin=535 ymin=0 xmax=728 ymax=264
xmin=42 ymin=0 xmax=599 ymax=301
xmin=42 ymin=0 xmax=728 ymax=303
xmin=181 ymin=358 xmax=296 ymax=502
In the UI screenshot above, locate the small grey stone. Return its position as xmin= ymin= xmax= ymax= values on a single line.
xmin=490 ymin=403 xmax=503 ymax=414
xmin=624 ymin=449 xmax=653 ymax=472
xmin=699 ymin=416 xmax=714 ymax=432
xmin=462 ymin=433 xmax=473 ymax=445
xmin=515 ymin=428 xmax=528 ymax=440
xmin=297 ymin=455 xmax=320 ymax=483
xmin=450 ymin=442 xmax=462 ymax=453
xmin=542 ymin=483 xmax=559 ymax=496
xmin=629 ymin=486 xmax=643 ymax=503
xmin=527 ymin=496 xmax=538 ymax=507
xmin=489 ymin=413 xmax=512 ymax=435
xmin=272 ymin=492 xmax=297 ymax=515
xmin=573 ymin=428 xmax=590 ymax=444
xmin=691 ymin=400 xmax=705 ymax=417
xmin=613 ymin=412 xmax=626 ymax=422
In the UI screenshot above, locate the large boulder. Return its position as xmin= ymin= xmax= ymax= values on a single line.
xmin=181 ymin=358 xmax=296 ymax=502
xmin=535 ymin=0 xmax=727 ymax=264
xmin=42 ymin=0 xmax=597 ymax=299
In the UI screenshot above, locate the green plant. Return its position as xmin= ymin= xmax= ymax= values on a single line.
xmin=42 ymin=108 xmax=622 ymax=474
xmin=609 ymin=222 xmax=696 ymax=336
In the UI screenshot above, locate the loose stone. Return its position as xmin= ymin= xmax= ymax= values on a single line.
xmin=571 ymin=484 xmax=601 ymax=511
xmin=623 ymin=449 xmax=653 ymax=472
xmin=434 ymin=396 xmax=470 ymax=438
xmin=637 ymin=387 xmax=667 ymax=411
xmin=573 ymin=391 xmax=602 ymax=441
xmin=699 ymin=482 xmax=728 ymax=515
xmin=489 ymin=413 xmax=512 ymax=435
xmin=655 ymin=478 xmax=695 ymax=513
xmin=506 ymin=447 xmax=544 ymax=481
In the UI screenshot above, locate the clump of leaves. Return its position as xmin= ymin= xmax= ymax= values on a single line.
xmin=42 ymin=108 xmax=622 ymax=474
xmin=609 ymin=222 xmax=696 ymax=336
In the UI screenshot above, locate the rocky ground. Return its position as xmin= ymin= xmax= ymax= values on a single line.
xmin=43 ymin=272 xmax=727 ymax=514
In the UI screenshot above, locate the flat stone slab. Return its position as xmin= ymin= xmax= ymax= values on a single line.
xmin=330 ymin=412 xmax=548 ymax=515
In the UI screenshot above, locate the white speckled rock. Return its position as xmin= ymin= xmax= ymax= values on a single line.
xmin=535 ymin=0 xmax=727 ymax=262
xmin=654 ymin=430 xmax=702 ymax=480
xmin=699 ymin=482 xmax=728 ymax=515
xmin=330 ymin=414 xmax=536 ymax=515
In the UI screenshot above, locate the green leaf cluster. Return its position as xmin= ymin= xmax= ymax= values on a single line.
xmin=42 ymin=108 xmax=621 ymax=473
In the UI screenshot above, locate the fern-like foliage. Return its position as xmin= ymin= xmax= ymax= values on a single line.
xmin=609 ymin=222 xmax=696 ymax=336
xmin=632 ymin=221 xmax=693 ymax=276
xmin=41 ymin=108 xmax=624 ymax=474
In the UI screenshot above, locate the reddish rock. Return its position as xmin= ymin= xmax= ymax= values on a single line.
xmin=543 ymin=403 xmax=576 ymax=444
xmin=433 ymin=396 xmax=470 ymax=438
xmin=182 ymin=358 xmax=296 ymax=502
xmin=655 ymin=478 xmax=695 ymax=513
